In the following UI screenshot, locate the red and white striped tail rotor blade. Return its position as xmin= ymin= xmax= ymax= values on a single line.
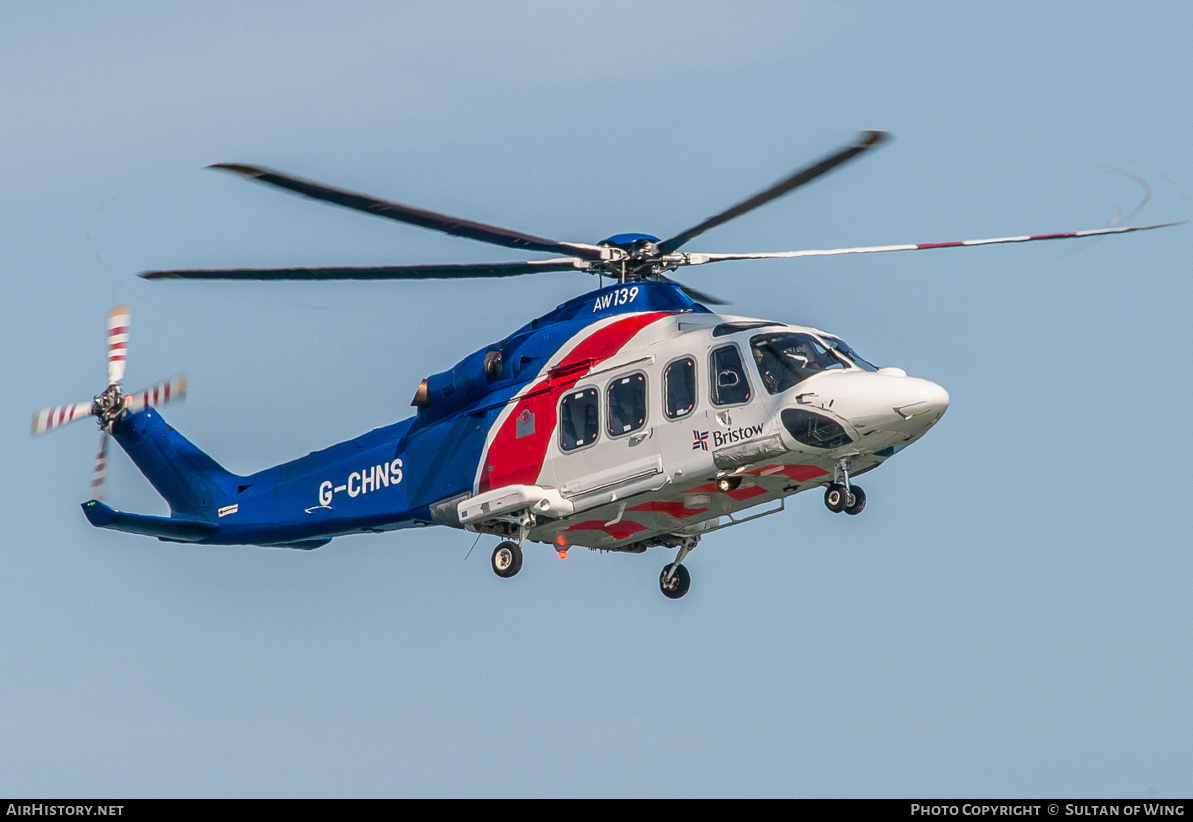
xmin=125 ymin=374 xmax=187 ymax=414
xmin=107 ymin=305 xmax=130 ymax=386
xmin=90 ymin=432 xmax=109 ymax=502
xmin=31 ymin=401 xmax=95 ymax=435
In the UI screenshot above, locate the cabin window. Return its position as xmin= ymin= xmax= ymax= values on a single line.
xmin=750 ymin=332 xmax=846 ymax=395
xmin=560 ymin=387 xmax=600 ymax=451
xmin=607 ymin=373 xmax=647 ymax=436
xmin=710 ymin=344 xmax=752 ymax=406
xmin=664 ymin=357 xmax=697 ymax=419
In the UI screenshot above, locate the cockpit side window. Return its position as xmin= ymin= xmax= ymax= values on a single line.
xmin=750 ymin=332 xmax=845 ymax=395
xmin=607 ymin=373 xmax=647 ymax=436
xmin=710 ymin=344 xmax=752 ymax=406
xmin=560 ymin=387 xmax=599 ymax=451
xmin=664 ymin=357 xmax=696 ymax=419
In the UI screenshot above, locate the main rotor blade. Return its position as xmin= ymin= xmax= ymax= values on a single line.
xmin=32 ymin=401 xmax=95 ymax=435
xmin=125 ymin=374 xmax=187 ymax=415
xmin=209 ymin=163 xmax=608 ymax=261
xmin=682 ymin=220 xmax=1186 ymax=265
xmin=655 ymin=274 xmax=731 ymax=306
xmin=141 ymin=258 xmax=586 ymax=281
xmin=107 ymin=304 xmax=129 ymax=386
xmin=657 ymin=130 xmax=889 ymax=255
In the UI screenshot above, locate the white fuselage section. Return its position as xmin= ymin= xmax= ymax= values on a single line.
xmin=467 ymin=310 xmax=948 ymax=550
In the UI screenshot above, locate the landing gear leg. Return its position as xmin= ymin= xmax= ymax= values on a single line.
xmin=489 ymin=510 xmax=535 ymax=579
xmin=843 ymin=485 xmax=866 ymax=516
xmin=824 ymin=459 xmax=866 ymax=515
xmin=660 ymin=537 xmax=697 ymax=600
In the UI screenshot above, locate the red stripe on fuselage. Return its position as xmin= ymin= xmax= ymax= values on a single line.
xmin=478 ymin=311 xmax=671 ymax=493
xmin=563 ymin=519 xmax=648 ymax=541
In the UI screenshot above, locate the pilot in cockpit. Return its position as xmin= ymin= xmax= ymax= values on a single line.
xmin=751 ymin=333 xmax=837 ymax=395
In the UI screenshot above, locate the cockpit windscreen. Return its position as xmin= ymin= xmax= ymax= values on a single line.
xmin=822 ymin=335 xmax=878 ymax=372
xmin=750 ymin=332 xmax=845 ymax=394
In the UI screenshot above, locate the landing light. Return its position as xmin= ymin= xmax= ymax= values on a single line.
xmin=717 ymin=476 xmax=742 ymax=493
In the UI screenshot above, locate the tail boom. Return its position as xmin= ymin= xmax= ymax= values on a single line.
xmin=93 ymin=408 xmax=424 ymax=547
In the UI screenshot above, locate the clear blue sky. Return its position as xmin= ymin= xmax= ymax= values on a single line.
xmin=3 ymin=1 xmax=1192 ymax=797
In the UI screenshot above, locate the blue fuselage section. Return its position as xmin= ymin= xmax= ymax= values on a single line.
xmin=89 ymin=282 xmax=711 ymax=546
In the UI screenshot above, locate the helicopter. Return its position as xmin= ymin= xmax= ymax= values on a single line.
xmin=32 ymin=130 xmax=1180 ymax=599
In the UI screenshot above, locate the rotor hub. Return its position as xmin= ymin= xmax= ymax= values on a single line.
xmin=593 ymin=234 xmax=682 ymax=282
xmin=93 ymin=384 xmax=127 ymax=430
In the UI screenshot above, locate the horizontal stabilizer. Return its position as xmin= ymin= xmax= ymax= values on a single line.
xmin=82 ymin=500 xmax=218 ymax=542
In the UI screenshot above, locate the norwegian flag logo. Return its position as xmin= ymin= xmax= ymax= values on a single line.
xmin=692 ymin=430 xmax=709 ymax=451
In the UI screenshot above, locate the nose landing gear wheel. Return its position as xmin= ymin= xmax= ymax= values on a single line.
xmin=659 ymin=563 xmax=691 ymax=599
xmin=843 ymin=485 xmax=866 ymax=515
xmin=824 ymin=483 xmax=849 ymax=513
xmin=491 ymin=540 xmax=523 ymax=578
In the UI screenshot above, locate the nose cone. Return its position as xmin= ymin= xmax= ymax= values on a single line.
xmin=930 ymin=381 xmax=949 ymax=415
xmin=797 ymin=371 xmax=949 ymax=447
xmin=895 ymin=379 xmax=949 ymax=423
xmin=883 ymin=378 xmax=949 ymax=445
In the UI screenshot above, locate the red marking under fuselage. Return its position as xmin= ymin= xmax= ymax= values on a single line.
xmin=725 ymin=484 xmax=768 ymax=502
xmin=684 ymin=482 xmax=767 ymax=501
xmin=563 ymin=519 xmax=648 ymax=541
xmin=747 ymin=464 xmax=829 ymax=482
xmin=627 ymin=500 xmax=708 ymax=519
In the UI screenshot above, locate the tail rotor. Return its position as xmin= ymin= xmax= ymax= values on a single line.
xmin=125 ymin=374 xmax=188 ymax=415
xmin=31 ymin=400 xmax=98 ymax=435
xmin=106 ymin=304 xmax=129 ymax=387
xmin=90 ymin=433 xmax=109 ymax=502
xmin=31 ymin=305 xmax=187 ymax=500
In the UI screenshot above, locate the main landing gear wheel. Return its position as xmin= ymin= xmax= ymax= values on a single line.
xmin=659 ymin=563 xmax=691 ymax=599
xmin=491 ymin=540 xmax=523 ymax=578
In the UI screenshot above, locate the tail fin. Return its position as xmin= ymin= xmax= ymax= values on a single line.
xmin=109 ymin=407 xmax=241 ymax=520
